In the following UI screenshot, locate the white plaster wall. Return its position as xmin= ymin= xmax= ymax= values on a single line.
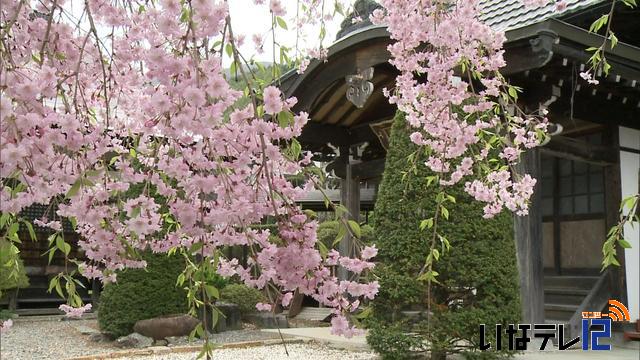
xmin=619 ymin=126 xmax=640 ymax=322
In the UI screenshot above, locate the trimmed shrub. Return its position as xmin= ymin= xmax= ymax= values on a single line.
xmin=98 ymin=252 xmax=188 ymax=338
xmin=0 ymin=240 xmax=29 ymax=292
xmin=219 ymin=284 xmax=266 ymax=315
xmin=316 ymin=220 xmax=375 ymax=249
xmin=367 ymin=112 xmax=521 ymax=359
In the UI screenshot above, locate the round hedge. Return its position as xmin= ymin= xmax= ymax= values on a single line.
xmin=367 ymin=112 xmax=521 ymax=360
xmin=219 ymin=283 xmax=266 ymax=315
xmin=98 ymin=252 xmax=188 ymax=337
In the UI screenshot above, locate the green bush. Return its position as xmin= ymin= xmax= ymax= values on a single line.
xmin=219 ymin=284 xmax=266 ymax=315
xmin=316 ymin=220 xmax=375 ymax=249
xmin=98 ymin=252 xmax=188 ymax=337
xmin=367 ymin=112 xmax=521 ymax=360
xmin=0 ymin=240 xmax=29 ymax=293
xmin=0 ymin=309 xmax=16 ymax=321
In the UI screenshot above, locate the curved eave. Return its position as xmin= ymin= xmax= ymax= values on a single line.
xmin=280 ymin=25 xmax=391 ymax=97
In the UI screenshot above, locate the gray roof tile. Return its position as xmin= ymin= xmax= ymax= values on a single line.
xmin=479 ymin=0 xmax=605 ymax=30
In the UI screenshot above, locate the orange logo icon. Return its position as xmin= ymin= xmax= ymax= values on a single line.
xmin=604 ymin=300 xmax=630 ymax=322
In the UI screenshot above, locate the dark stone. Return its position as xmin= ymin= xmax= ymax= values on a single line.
xmin=133 ymin=314 xmax=199 ymax=340
xmin=215 ymin=302 xmax=242 ymax=332
xmin=197 ymin=302 xmax=242 ymax=333
xmin=89 ymin=333 xmax=109 ymax=343
xmin=115 ymin=332 xmax=153 ymax=348
xmin=245 ymin=313 xmax=288 ymax=329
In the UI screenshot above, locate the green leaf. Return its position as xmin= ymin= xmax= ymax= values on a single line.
xmin=589 ymin=14 xmax=609 ymax=33
xmin=180 ymin=8 xmax=190 ymax=23
xmin=276 ymin=16 xmax=288 ymax=30
xmin=507 ymin=86 xmax=518 ymax=100
xmin=348 ymin=220 xmax=361 ymax=238
xmin=440 ymin=206 xmax=449 ymax=220
xmin=621 ymin=0 xmax=637 ymax=8
xmin=0 ymin=212 xmax=9 ymax=229
xmin=67 ymin=180 xmax=81 ymax=198
xmin=333 ymin=223 xmax=347 ymax=246
xmin=290 ymin=139 xmax=302 ymax=159
xmin=176 ymin=273 xmax=185 ymax=286
xmin=48 ymin=248 xmax=57 ymax=264
xmin=62 ymin=242 xmax=71 ymax=256
xmin=225 ymin=43 xmax=233 ymax=58
xmin=609 ymin=32 xmax=618 ymax=49
xmin=354 ymin=306 xmax=372 ymax=319
xmin=211 ymin=308 xmax=219 ymax=327
xmin=618 ymin=239 xmax=632 ymax=249
xmin=204 ymin=285 xmax=219 ymax=299
xmin=56 ymin=235 xmax=66 ymax=252
xmin=190 ymin=242 xmax=204 ymax=254
xmin=318 ymin=241 xmax=329 ymax=259
xmin=7 ymin=222 xmax=19 ymax=237
xmin=277 ymin=110 xmax=294 ymax=128
xmin=420 ymin=218 xmax=434 ymax=231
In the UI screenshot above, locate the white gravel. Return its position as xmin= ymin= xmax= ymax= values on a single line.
xmin=118 ymin=343 xmax=378 ymax=360
xmin=0 ymin=318 xmax=117 ymax=360
xmin=0 ymin=317 xmax=378 ymax=360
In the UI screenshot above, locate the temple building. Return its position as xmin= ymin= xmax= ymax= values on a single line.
xmin=283 ymin=0 xmax=640 ymax=338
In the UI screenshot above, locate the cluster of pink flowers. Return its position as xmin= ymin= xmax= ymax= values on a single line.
xmin=374 ymin=0 xmax=550 ymax=217
xmin=59 ymin=304 xmax=93 ymax=318
xmin=0 ymin=0 xmax=377 ymax=334
xmin=0 ymin=319 xmax=13 ymax=334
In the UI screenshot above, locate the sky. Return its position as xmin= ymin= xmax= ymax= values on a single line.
xmin=60 ymin=0 xmax=348 ymax=66
xmin=227 ymin=1 xmax=345 ymax=64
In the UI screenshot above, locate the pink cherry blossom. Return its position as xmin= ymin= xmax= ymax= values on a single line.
xmin=281 ymin=292 xmax=294 ymax=307
xmin=256 ymin=302 xmax=273 ymax=312
xmin=269 ymin=0 xmax=285 ymax=17
xmin=0 ymin=319 xmax=13 ymax=334
xmin=263 ymin=86 xmax=284 ymax=114
xmin=59 ymin=304 xmax=92 ymax=318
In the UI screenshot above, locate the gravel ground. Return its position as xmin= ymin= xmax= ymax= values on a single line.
xmin=118 ymin=343 xmax=378 ymax=360
xmin=0 ymin=317 xmax=356 ymax=360
xmin=0 ymin=318 xmax=117 ymax=360
xmin=165 ymin=329 xmax=292 ymax=346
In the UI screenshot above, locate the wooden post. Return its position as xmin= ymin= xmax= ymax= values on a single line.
xmin=514 ymin=149 xmax=545 ymax=324
xmin=338 ymin=150 xmax=360 ymax=281
xmin=604 ymin=127 xmax=624 ymax=302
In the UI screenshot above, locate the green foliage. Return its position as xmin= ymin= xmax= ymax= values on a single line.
xmin=0 ymin=239 xmax=29 ymax=292
xmin=219 ymin=284 xmax=266 ymax=315
xmin=367 ymin=112 xmax=521 ymax=359
xmin=316 ymin=220 xmax=374 ymax=249
xmin=367 ymin=321 xmax=427 ymax=360
xmin=98 ymin=252 xmax=188 ymax=337
xmin=0 ymin=309 xmax=16 ymax=321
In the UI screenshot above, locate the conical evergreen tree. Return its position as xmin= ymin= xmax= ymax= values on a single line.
xmin=367 ymin=112 xmax=521 ymax=360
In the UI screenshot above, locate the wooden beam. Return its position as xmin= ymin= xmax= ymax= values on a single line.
xmin=604 ymin=126 xmax=625 ymax=305
xmin=298 ymin=122 xmax=351 ymax=146
xmin=541 ymin=135 xmax=618 ymax=165
xmin=338 ymin=160 xmax=360 ymax=281
xmin=514 ymin=149 xmax=545 ymax=324
xmin=328 ymin=158 xmax=385 ymax=180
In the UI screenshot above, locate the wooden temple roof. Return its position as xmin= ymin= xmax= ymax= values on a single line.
xmin=280 ymin=2 xmax=640 ymax=163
